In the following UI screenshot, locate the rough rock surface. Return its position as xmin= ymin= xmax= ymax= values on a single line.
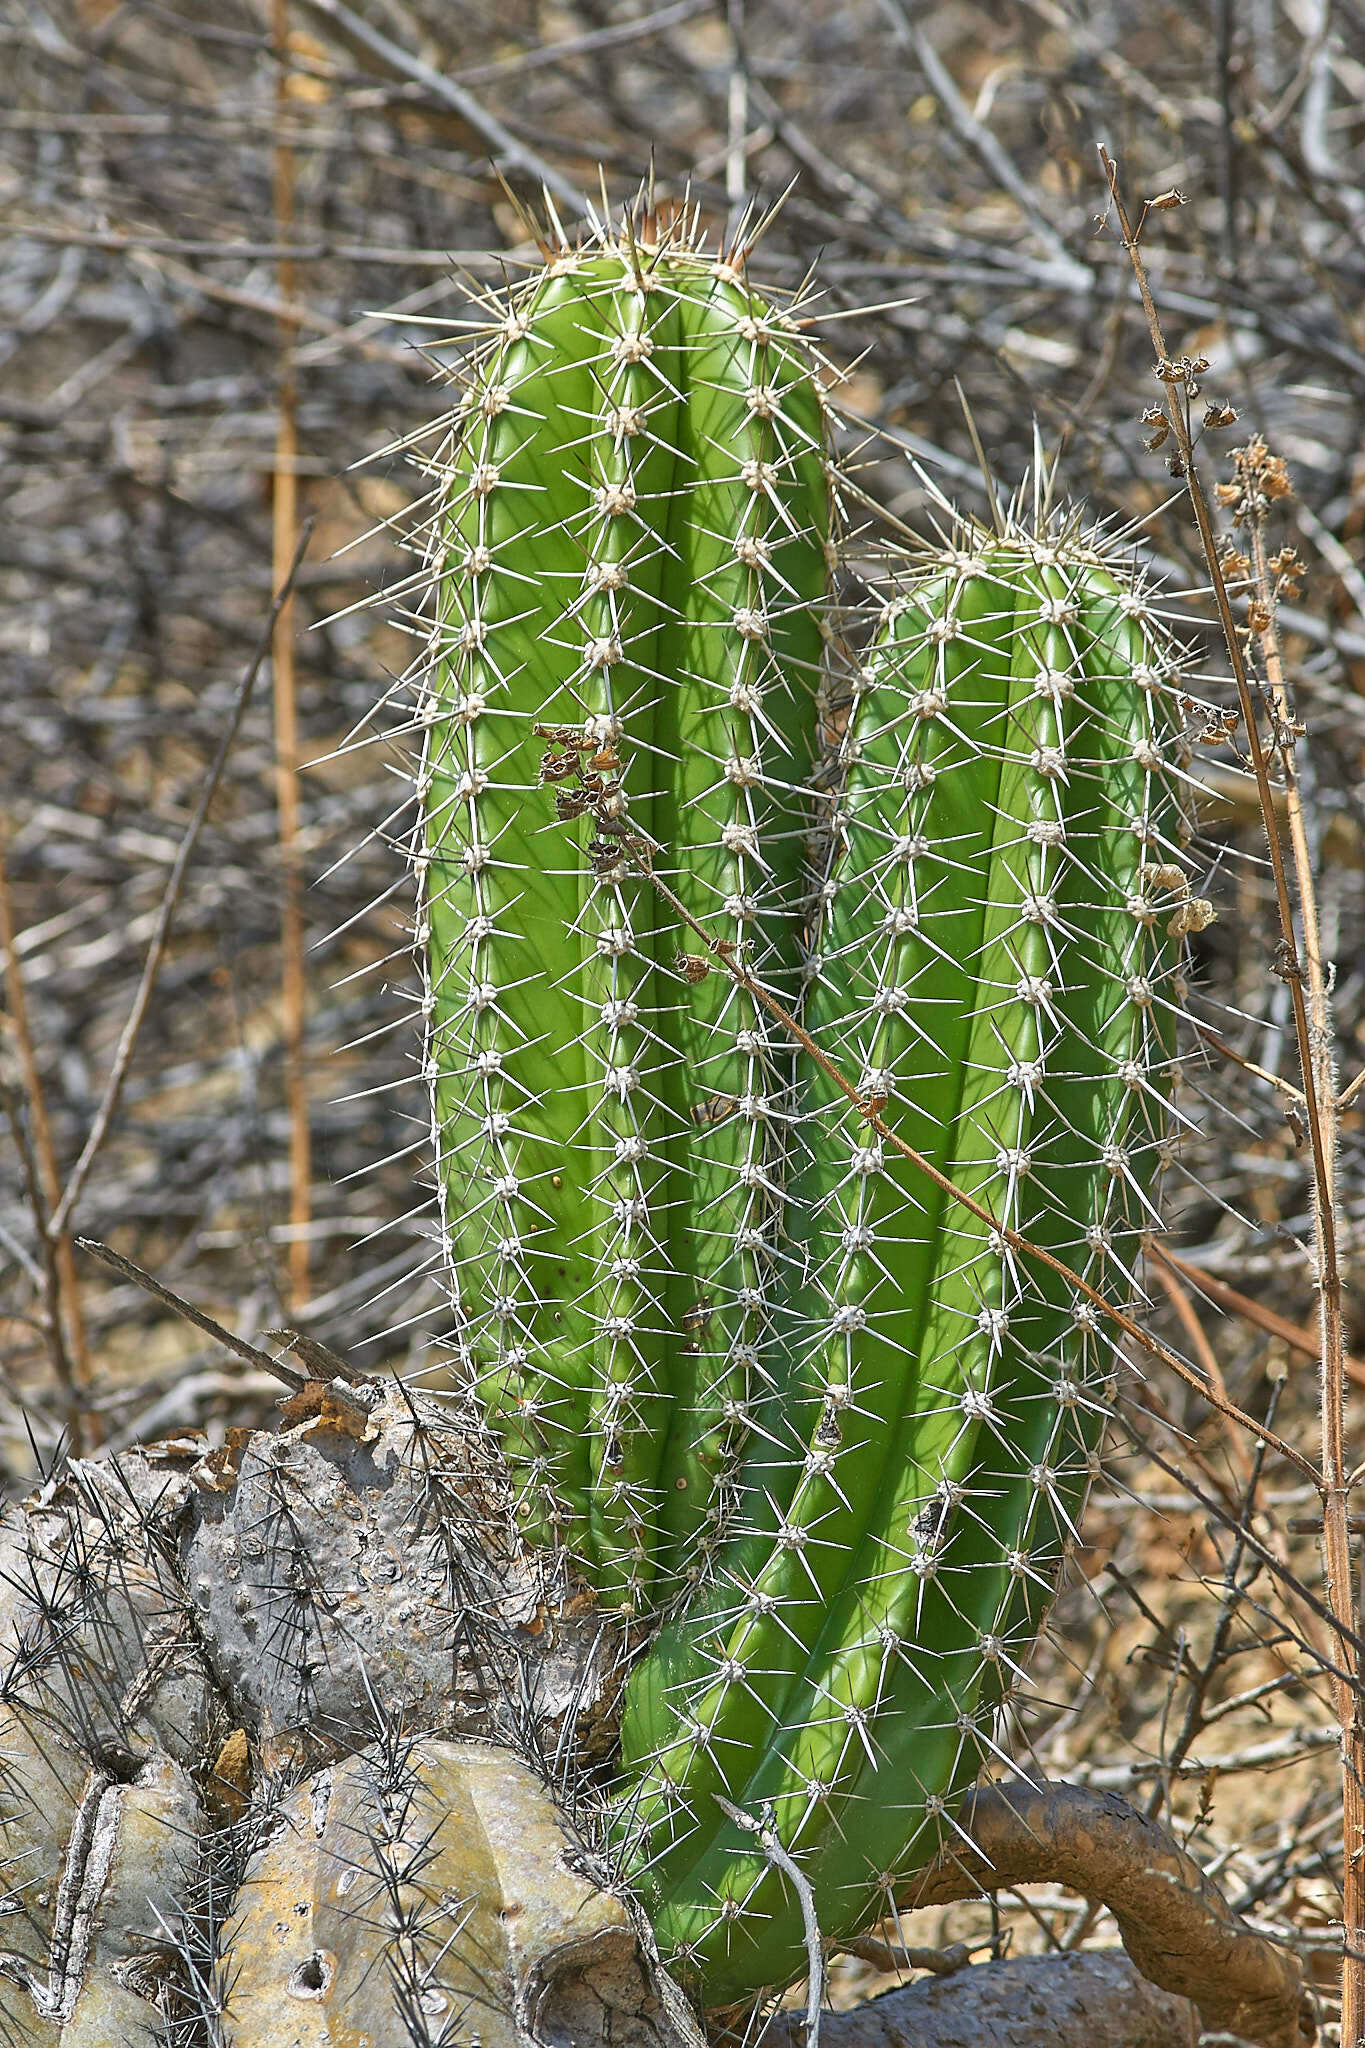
xmin=0 ymin=1381 xmax=674 ymax=2047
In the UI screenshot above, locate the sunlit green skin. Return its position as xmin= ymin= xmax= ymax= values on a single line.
xmin=617 ymin=543 xmax=1183 ymax=2000
xmin=421 ymin=243 xmax=829 ymax=1605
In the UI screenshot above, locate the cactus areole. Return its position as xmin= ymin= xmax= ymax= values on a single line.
xmin=417 ymin=213 xmax=1187 ymax=2008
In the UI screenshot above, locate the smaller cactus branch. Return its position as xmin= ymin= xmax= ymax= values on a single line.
xmin=537 ymin=737 xmax=1317 ymax=1489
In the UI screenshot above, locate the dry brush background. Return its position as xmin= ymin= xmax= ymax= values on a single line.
xmin=3 ymin=0 xmax=1365 ymax=2037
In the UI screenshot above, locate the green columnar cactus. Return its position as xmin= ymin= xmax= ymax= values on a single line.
xmin=416 ymin=215 xmax=1188 ymax=2009
xmin=418 ymin=218 xmax=832 ymax=1611
xmin=615 ymin=534 xmax=1185 ymax=2000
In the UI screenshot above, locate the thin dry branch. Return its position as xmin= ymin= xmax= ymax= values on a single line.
xmin=271 ymin=0 xmax=312 ymax=1312
xmin=75 ymin=1238 xmax=308 ymax=1394
xmin=48 ymin=521 xmax=315 ymax=1244
xmin=291 ymin=0 xmax=590 ymax=213
xmin=0 ymin=1079 xmax=77 ymax=1431
xmin=0 ymin=844 xmax=91 ymax=1428
xmin=1152 ymin=1242 xmax=1365 ymax=1391
xmin=1098 ymin=147 xmax=1362 ymax=2035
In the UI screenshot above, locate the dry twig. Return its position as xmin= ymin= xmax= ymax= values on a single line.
xmin=270 ymin=0 xmax=312 ymax=1311
xmin=48 ymin=522 xmax=315 ymax=1245
xmin=1099 ymin=147 xmax=1363 ymax=2035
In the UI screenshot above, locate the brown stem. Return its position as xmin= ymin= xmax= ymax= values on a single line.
xmin=272 ymin=0 xmax=312 ymax=1313
xmin=1190 ymin=1012 xmax=1306 ymax=1104
xmin=0 ymin=843 xmax=94 ymax=1443
xmin=75 ymin=1237 xmax=308 ymax=1393
xmin=49 ymin=523 xmax=314 ymax=1243
xmin=1151 ymin=1241 xmax=1365 ymax=1391
xmin=0 ymin=1078 xmax=79 ymax=1441
xmin=1148 ymin=1252 xmax=1254 ymax=1490
xmin=1098 ymin=145 xmax=1361 ymax=2035
xmin=903 ymin=1779 xmax=1313 ymax=2048
xmin=1244 ymin=512 xmax=1362 ymax=2025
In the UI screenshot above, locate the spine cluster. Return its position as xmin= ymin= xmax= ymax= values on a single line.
xmin=414 ymin=214 xmax=1190 ymax=2004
